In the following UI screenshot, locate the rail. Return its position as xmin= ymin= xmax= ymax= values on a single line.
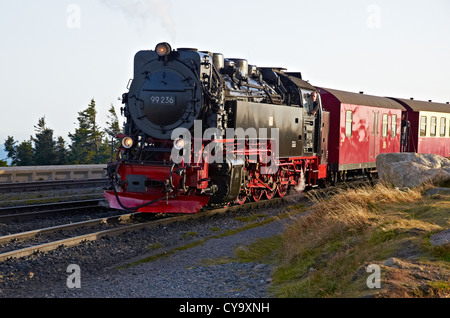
xmin=0 ymin=194 xmax=294 ymax=262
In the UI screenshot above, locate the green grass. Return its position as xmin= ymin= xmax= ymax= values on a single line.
xmin=115 ymin=182 xmax=450 ymax=298
xmin=116 ymin=211 xmax=295 ymax=269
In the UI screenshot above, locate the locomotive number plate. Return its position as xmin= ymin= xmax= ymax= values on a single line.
xmin=150 ymin=95 xmax=176 ymax=106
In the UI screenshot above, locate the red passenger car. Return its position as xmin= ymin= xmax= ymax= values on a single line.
xmin=389 ymin=98 xmax=450 ymax=158
xmin=317 ymin=87 xmax=405 ymax=182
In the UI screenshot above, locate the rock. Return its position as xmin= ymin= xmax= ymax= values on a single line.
xmin=427 ymin=187 xmax=450 ymax=196
xmin=252 ymin=264 xmax=266 ymax=272
xmin=351 ymin=265 xmax=367 ymax=281
xmin=430 ymin=229 xmax=450 ymax=246
xmin=412 ymin=271 xmax=432 ymax=281
xmin=382 ymin=257 xmax=409 ymax=269
xmin=376 ymin=153 xmax=450 ymax=188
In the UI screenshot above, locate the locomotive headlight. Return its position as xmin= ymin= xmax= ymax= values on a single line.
xmin=174 ymin=138 xmax=185 ymax=150
xmin=122 ymin=137 xmax=134 ymax=149
xmin=155 ymin=42 xmax=172 ymax=57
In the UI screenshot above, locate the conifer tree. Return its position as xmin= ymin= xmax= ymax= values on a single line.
xmin=55 ymin=136 xmax=69 ymax=165
xmin=15 ymin=140 xmax=34 ymax=166
xmin=69 ymin=98 xmax=108 ymax=164
xmin=4 ymin=136 xmax=17 ymax=165
xmin=104 ymin=104 xmax=122 ymax=161
xmin=105 ymin=104 xmax=121 ymax=137
xmin=32 ymin=116 xmax=58 ymax=165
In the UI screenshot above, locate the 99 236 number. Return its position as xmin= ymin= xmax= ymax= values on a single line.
xmin=150 ymin=95 xmax=176 ymax=105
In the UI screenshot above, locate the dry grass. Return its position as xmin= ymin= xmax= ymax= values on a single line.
xmin=281 ymin=183 xmax=426 ymax=259
xmin=270 ymin=182 xmax=449 ymax=298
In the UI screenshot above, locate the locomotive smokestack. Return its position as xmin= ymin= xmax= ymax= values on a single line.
xmin=213 ymin=53 xmax=224 ymax=71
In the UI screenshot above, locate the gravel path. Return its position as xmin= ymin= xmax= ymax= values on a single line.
xmin=54 ymin=218 xmax=285 ymax=298
xmin=0 ymin=199 xmax=304 ymax=298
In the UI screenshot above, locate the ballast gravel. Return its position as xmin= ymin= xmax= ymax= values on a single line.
xmin=0 ymin=198 xmax=305 ymax=298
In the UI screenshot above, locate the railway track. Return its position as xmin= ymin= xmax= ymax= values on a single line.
xmin=0 ymin=180 xmax=376 ymax=263
xmin=0 ymin=194 xmax=294 ymax=263
xmin=0 ymin=199 xmax=107 ymax=222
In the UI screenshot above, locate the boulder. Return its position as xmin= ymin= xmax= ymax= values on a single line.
xmin=430 ymin=229 xmax=450 ymax=246
xmin=376 ymin=153 xmax=450 ymax=188
xmin=426 ymin=187 xmax=450 ymax=196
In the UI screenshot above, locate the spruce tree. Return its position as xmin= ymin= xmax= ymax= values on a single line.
xmin=104 ymin=104 xmax=122 ymax=161
xmin=69 ymin=99 xmax=108 ymax=164
xmin=15 ymin=140 xmax=34 ymax=166
xmin=32 ymin=117 xmax=58 ymax=165
xmin=4 ymin=136 xmax=33 ymax=166
xmin=105 ymin=104 xmax=121 ymax=137
xmin=4 ymin=136 xmax=17 ymax=165
xmin=55 ymin=136 xmax=69 ymax=165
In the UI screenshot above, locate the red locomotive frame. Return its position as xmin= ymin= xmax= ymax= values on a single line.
xmin=105 ymin=137 xmax=327 ymax=213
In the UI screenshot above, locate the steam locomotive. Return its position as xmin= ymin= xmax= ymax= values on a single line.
xmin=104 ymin=42 xmax=329 ymax=213
xmin=104 ymin=42 xmax=450 ymax=213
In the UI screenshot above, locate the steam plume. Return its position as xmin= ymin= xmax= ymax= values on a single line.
xmin=100 ymin=0 xmax=176 ymax=40
xmin=294 ymin=170 xmax=306 ymax=193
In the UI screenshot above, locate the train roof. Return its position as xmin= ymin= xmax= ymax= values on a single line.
xmin=273 ymin=70 xmax=317 ymax=91
xmin=389 ymin=97 xmax=450 ymax=113
xmin=317 ymin=87 xmax=406 ymax=110
xmin=287 ymin=75 xmax=317 ymax=91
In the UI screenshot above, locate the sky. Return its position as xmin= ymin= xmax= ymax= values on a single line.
xmin=0 ymin=0 xmax=449 ymax=150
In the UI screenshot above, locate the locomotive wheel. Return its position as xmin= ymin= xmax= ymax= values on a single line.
xmin=277 ymin=170 xmax=289 ymax=198
xmin=277 ymin=183 xmax=288 ymax=198
xmin=236 ymin=191 xmax=247 ymax=205
xmin=251 ymin=188 xmax=263 ymax=202
xmin=263 ymin=175 xmax=276 ymax=200
xmin=265 ymin=188 xmax=276 ymax=200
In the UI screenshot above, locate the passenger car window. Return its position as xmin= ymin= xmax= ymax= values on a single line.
xmin=430 ymin=117 xmax=437 ymax=137
xmin=345 ymin=110 xmax=353 ymax=137
xmin=420 ymin=116 xmax=427 ymax=137
xmin=382 ymin=114 xmax=388 ymax=138
xmin=440 ymin=117 xmax=446 ymax=137
xmin=391 ymin=115 xmax=397 ymax=137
